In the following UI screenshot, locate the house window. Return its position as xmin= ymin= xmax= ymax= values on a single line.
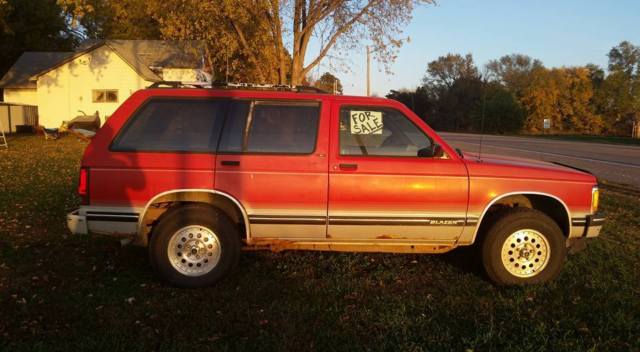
xmin=92 ymin=90 xmax=118 ymax=103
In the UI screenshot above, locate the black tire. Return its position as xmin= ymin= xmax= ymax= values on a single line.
xmin=149 ymin=203 xmax=241 ymax=288
xmin=481 ymin=208 xmax=566 ymax=285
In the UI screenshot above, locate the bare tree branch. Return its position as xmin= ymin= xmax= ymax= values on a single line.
xmin=301 ymin=1 xmax=377 ymax=78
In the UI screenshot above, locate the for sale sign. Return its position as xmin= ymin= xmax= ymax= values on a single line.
xmin=350 ymin=111 xmax=383 ymax=134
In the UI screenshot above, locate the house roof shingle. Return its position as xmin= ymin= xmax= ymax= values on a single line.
xmin=0 ymin=40 xmax=204 ymax=88
xmin=106 ymin=40 xmax=204 ymax=81
xmin=0 ymin=52 xmax=74 ymax=88
xmin=108 ymin=40 xmax=203 ymax=69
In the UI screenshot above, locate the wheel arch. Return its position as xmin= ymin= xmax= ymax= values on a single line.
xmin=471 ymin=191 xmax=571 ymax=244
xmin=137 ymin=189 xmax=250 ymax=246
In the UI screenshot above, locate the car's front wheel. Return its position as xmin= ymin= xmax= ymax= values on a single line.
xmin=481 ymin=208 xmax=566 ymax=285
xmin=149 ymin=204 xmax=241 ymax=288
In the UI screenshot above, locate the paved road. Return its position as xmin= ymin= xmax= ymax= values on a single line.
xmin=439 ymin=132 xmax=640 ymax=189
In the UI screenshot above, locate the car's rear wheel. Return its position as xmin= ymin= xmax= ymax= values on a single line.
xmin=149 ymin=204 xmax=241 ymax=288
xmin=481 ymin=208 xmax=566 ymax=285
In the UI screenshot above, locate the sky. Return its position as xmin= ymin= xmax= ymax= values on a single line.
xmin=309 ymin=0 xmax=640 ymax=96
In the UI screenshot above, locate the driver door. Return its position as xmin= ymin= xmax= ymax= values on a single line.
xmin=327 ymin=103 xmax=469 ymax=241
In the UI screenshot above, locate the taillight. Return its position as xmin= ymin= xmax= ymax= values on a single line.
xmin=78 ymin=167 xmax=89 ymax=205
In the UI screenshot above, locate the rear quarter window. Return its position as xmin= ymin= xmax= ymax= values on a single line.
xmin=218 ymin=101 xmax=320 ymax=154
xmin=111 ymin=98 xmax=225 ymax=152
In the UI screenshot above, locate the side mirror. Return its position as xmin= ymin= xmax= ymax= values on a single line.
xmin=418 ymin=144 xmax=444 ymax=158
xmin=433 ymin=144 xmax=445 ymax=158
xmin=418 ymin=146 xmax=433 ymax=157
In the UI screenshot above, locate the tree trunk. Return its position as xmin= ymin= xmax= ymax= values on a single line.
xmin=291 ymin=55 xmax=302 ymax=85
xmin=278 ymin=54 xmax=287 ymax=84
xmin=289 ymin=0 xmax=309 ymax=85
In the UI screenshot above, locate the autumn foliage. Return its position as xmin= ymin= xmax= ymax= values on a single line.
xmin=55 ymin=0 xmax=431 ymax=85
xmin=388 ymin=42 xmax=640 ymax=136
xmin=520 ymin=67 xmax=602 ymax=134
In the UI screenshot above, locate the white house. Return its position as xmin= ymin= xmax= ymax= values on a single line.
xmin=0 ymin=40 xmax=208 ymax=128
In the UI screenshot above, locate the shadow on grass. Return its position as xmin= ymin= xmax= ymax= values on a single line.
xmin=440 ymin=245 xmax=486 ymax=279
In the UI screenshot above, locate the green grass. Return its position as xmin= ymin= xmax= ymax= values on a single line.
xmin=1 ymin=135 xmax=639 ymax=351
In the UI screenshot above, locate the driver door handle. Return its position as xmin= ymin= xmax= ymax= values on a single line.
xmin=339 ymin=163 xmax=358 ymax=170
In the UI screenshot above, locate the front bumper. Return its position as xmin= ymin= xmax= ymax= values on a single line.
xmin=67 ymin=209 xmax=88 ymax=235
xmin=571 ymin=213 xmax=605 ymax=238
xmin=568 ymin=213 xmax=605 ymax=253
xmin=583 ymin=213 xmax=605 ymax=238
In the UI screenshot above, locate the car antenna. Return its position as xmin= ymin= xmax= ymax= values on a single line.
xmin=477 ymin=87 xmax=487 ymax=162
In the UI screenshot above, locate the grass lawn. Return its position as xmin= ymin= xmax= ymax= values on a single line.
xmin=1 ymin=135 xmax=639 ymax=351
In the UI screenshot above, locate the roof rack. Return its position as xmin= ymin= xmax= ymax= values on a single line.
xmin=148 ymin=81 xmax=329 ymax=94
xmin=148 ymin=81 xmax=211 ymax=89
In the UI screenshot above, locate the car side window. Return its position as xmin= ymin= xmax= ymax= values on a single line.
xmin=219 ymin=101 xmax=320 ymax=154
xmin=112 ymin=98 xmax=225 ymax=152
xmin=339 ymin=107 xmax=433 ymax=157
xmin=218 ymin=101 xmax=250 ymax=153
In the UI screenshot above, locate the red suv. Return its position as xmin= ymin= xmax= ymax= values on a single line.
xmin=67 ymin=84 xmax=604 ymax=287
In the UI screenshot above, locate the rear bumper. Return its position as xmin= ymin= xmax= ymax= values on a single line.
xmin=67 ymin=209 xmax=88 ymax=235
xmin=66 ymin=207 xmax=141 ymax=242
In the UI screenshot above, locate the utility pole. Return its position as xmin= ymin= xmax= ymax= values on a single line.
xmin=366 ymin=46 xmax=371 ymax=96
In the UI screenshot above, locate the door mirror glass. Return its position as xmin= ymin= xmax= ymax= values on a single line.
xmin=418 ymin=144 xmax=444 ymax=158
xmin=418 ymin=146 xmax=433 ymax=158
xmin=417 ymin=144 xmax=445 ymax=158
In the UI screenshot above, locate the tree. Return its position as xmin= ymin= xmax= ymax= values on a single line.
xmin=520 ymin=67 xmax=602 ymax=134
xmin=279 ymin=0 xmax=432 ymax=85
xmin=0 ymin=0 xmax=10 ymax=33
xmin=419 ymin=53 xmax=482 ymax=131
xmin=595 ymin=71 xmax=640 ymax=134
xmin=60 ymin=1 xmax=287 ymax=83
xmin=485 ymin=54 xmax=543 ymax=97
xmin=471 ymin=83 xmax=524 ymax=134
xmin=585 ymin=63 xmax=605 ymax=88
xmin=63 ymin=0 xmax=432 ymax=85
xmin=431 ymin=76 xmax=483 ymax=131
xmin=0 ymin=0 xmax=76 ymax=78
xmin=386 ymin=86 xmax=433 ymax=121
xmin=422 ymin=53 xmax=480 ymax=90
xmin=593 ymin=41 xmax=640 ymax=134
xmin=148 ymin=1 xmax=282 ymax=83
xmin=59 ymin=0 xmax=161 ymax=39
xmin=313 ymin=72 xmax=343 ymax=94
xmin=607 ymin=41 xmax=640 ymax=77
xmin=557 ymin=67 xmax=602 ymax=133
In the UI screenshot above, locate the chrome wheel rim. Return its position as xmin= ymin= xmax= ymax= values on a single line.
xmin=167 ymin=225 xmax=221 ymax=277
xmin=500 ymin=229 xmax=550 ymax=278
